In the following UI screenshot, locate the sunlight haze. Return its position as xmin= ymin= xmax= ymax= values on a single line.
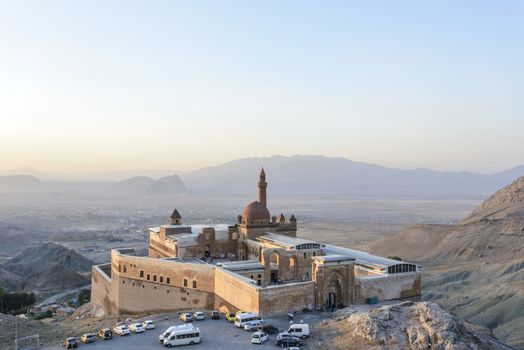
xmin=0 ymin=0 xmax=523 ymax=174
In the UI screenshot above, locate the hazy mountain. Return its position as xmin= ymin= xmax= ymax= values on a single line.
xmin=111 ymin=175 xmax=189 ymax=195
xmin=3 ymin=155 xmax=524 ymax=197
xmin=182 ymin=155 xmax=524 ymax=197
xmin=146 ymin=175 xmax=188 ymax=195
xmin=364 ymin=176 xmax=524 ymax=348
xmin=0 ymin=175 xmax=44 ymax=191
xmin=111 ymin=176 xmax=156 ymax=193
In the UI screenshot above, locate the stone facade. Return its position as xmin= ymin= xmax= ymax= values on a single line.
xmin=91 ymin=169 xmax=422 ymax=317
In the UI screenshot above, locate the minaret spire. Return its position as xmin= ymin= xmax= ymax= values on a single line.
xmin=258 ymin=167 xmax=267 ymax=208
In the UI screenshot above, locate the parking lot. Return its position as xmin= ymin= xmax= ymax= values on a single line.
xmin=43 ymin=311 xmax=327 ymax=350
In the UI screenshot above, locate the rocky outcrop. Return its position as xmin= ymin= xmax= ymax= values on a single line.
xmin=323 ymin=302 xmax=508 ymax=350
xmin=469 ymin=176 xmax=524 ymax=218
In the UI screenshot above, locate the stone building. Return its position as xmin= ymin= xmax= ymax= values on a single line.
xmin=91 ymin=169 xmax=421 ymax=316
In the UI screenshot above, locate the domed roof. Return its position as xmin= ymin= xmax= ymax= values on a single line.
xmin=242 ymin=201 xmax=270 ymax=222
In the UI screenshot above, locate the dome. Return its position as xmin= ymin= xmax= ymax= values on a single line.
xmin=242 ymin=201 xmax=270 ymax=222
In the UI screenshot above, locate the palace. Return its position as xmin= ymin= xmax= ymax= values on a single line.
xmin=91 ymin=169 xmax=421 ymax=316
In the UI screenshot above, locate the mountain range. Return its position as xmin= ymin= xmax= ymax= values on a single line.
xmin=1 ymin=155 xmax=524 ymax=197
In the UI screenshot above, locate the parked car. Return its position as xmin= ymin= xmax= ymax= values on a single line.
xmin=193 ymin=311 xmax=206 ymax=320
xmin=211 ymin=311 xmax=220 ymax=320
xmin=286 ymin=323 xmax=310 ymax=338
xmin=113 ymin=325 xmax=130 ymax=336
xmin=80 ymin=333 xmax=95 ymax=343
xmin=142 ymin=320 xmax=155 ymax=329
xmin=98 ymin=328 xmax=112 ymax=340
xmin=225 ymin=312 xmax=236 ymax=322
xmin=63 ymin=337 xmax=77 ymax=349
xmin=129 ymin=322 xmax=145 ymax=333
xmin=258 ymin=324 xmax=279 ymax=334
xmin=179 ymin=312 xmax=193 ymax=322
xmin=251 ymin=331 xmax=268 ymax=344
xmin=244 ymin=319 xmax=264 ymax=331
xmin=276 ymin=333 xmax=302 ymax=347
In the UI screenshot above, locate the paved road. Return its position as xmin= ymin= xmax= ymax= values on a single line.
xmin=43 ymin=311 xmax=327 ymax=350
xmin=41 ymin=285 xmax=91 ymax=305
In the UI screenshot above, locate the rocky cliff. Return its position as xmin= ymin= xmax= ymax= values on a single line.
xmin=317 ymin=301 xmax=511 ymax=350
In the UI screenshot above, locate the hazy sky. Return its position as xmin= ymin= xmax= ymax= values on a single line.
xmin=0 ymin=1 xmax=523 ymax=174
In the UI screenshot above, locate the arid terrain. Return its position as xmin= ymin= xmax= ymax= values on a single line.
xmin=363 ymin=176 xmax=524 ymax=349
xmin=3 ymin=177 xmax=524 ymax=348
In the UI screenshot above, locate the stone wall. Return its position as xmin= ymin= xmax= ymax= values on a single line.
xmin=354 ymin=272 xmax=421 ymax=304
xmin=214 ymin=268 xmax=259 ymax=313
xmin=258 ymin=281 xmax=315 ymax=315
xmin=91 ymin=264 xmax=118 ymax=315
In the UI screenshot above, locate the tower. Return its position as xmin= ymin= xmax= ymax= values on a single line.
xmin=170 ymin=209 xmax=181 ymax=225
xmin=258 ymin=167 xmax=267 ymax=208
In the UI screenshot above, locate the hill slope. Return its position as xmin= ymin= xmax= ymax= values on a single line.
xmin=0 ymin=243 xmax=93 ymax=293
xmin=363 ymin=176 xmax=524 ymax=348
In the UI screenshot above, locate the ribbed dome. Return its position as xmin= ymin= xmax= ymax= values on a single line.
xmin=242 ymin=201 xmax=270 ymax=222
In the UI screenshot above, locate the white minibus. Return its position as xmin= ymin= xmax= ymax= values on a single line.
xmin=234 ymin=313 xmax=262 ymax=328
xmin=164 ymin=326 xmax=201 ymax=347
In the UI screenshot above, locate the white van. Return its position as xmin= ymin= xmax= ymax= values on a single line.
xmin=159 ymin=324 xmax=194 ymax=343
xmin=234 ymin=313 xmax=262 ymax=328
xmin=286 ymin=323 xmax=310 ymax=338
xmin=163 ymin=326 xmax=201 ymax=347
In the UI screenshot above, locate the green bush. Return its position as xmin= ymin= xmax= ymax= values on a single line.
xmin=78 ymin=288 xmax=91 ymax=306
xmin=0 ymin=291 xmax=36 ymax=314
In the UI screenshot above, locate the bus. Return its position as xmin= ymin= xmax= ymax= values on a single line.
xmin=234 ymin=313 xmax=262 ymax=328
xmin=163 ymin=326 xmax=201 ymax=347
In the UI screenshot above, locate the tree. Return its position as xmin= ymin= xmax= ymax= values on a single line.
xmin=78 ymin=289 xmax=91 ymax=306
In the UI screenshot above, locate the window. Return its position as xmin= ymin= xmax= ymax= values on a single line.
xmin=160 ymin=276 xmax=164 ymax=283
xmin=192 ymin=280 xmax=197 ymax=288
xmin=147 ymin=274 xmax=151 ymax=281
xmin=140 ymin=270 xmax=144 ymax=278
xmin=258 ymin=274 xmax=261 ymax=278
xmin=153 ymin=275 xmax=157 ymax=282
xmin=166 ymin=277 xmax=170 ymax=284
xmin=303 ymin=253 xmax=307 ymax=259
xmin=123 ymin=265 xmax=127 ymax=273
xmin=183 ymin=278 xmax=188 ymax=287
xmin=118 ymin=264 xmax=121 ymax=272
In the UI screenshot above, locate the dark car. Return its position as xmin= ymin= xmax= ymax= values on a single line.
xmin=211 ymin=311 xmax=220 ymax=320
xmin=98 ymin=328 xmax=113 ymax=340
xmin=276 ymin=334 xmax=302 ymax=347
xmin=258 ymin=324 xmax=279 ymax=334
xmin=63 ymin=337 xmax=77 ymax=349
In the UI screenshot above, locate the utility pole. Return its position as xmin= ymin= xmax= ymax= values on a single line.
xmin=14 ymin=317 xmax=18 ymax=350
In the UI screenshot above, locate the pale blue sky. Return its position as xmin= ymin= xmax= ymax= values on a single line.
xmin=0 ymin=1 xmax=522 ymax=174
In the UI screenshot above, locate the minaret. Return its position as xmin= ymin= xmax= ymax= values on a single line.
xmin=258 ymin=167 xmax=267 ymax=208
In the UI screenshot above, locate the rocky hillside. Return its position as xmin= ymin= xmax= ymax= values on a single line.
xmin=466 ymin=176 xmax=524 ymax=222
xmin=363 ymin=176 xmax=524 ymax=349
xmin=0 ymin=243 xmax=93 ymax=294
xmin=317 ymin=301 xmax=510 ymax=350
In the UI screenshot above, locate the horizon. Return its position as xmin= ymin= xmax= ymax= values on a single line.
xmin=1 ymin=153 xmax=523 ymax=180
xmin=1 ymin=1 xmax=523 ymax=174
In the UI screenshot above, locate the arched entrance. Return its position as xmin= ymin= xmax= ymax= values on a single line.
xmin=269 ymin=252 xmax=280 ymax=284
xmin=289 ymin=256 xmax=298 ymax=279
xmin=204 ymin=244 xmax=211 ymax=258
xmin=326 ymin=272 xmax=343 ymax=310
